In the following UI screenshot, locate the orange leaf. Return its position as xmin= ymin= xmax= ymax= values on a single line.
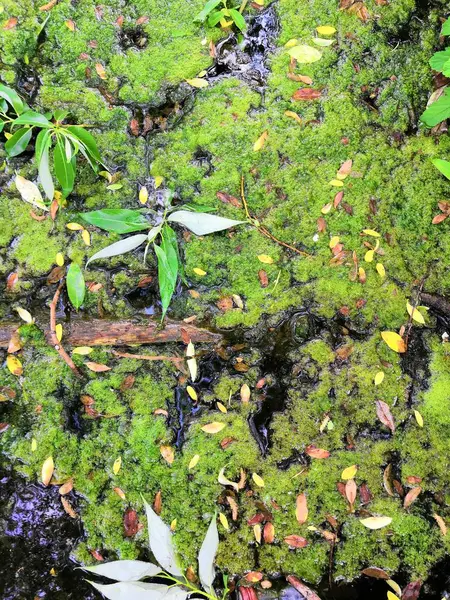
xmin=295 ymin=493 xmax=308 ymax=525
xmin=292 ymin=88 xmax=321 ymax=101
xmin=284 ymin=535 xmax=308 ymax=548
xmin=263 ymin=522 xmax=275 ymax=543
xmin=65 ymin=19 xmax=75 ymax=31
xmin=403 ymin=486 xmax=421 ymax=509
xmin=85 ymin=362 xmax=111 ymax=372
xmin=3 ymin=17 xmax=18 ymax=30
xmin=345 ymin=479 xmax=357 ymax=506
xmin=305 ymin=445 xmax=330 ymax=459
xmin=95 ymin=63 xmax=107 ymax=79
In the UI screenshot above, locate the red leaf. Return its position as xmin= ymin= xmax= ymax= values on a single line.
xmin=247 ymin=513 xmax=265 ymax=526
xmin=359 ymin=483 xmax=372 ymax=504
xmin=123 ymin=508 xmax=139 ymax=536
xmin=345 ymin=479 xmax=357 ymax=506
xmin=403 ymin=486 xmax=421 ymax=509
xmin=361 ymin=567 xmax=389 ymax=579
xmin=130 ymin=118 xmax=140 ymax=136
xmin=305 ymin=445 xmax=330 ymax=459
xmin=375 ymin=400 xmax=395 ymax=432
xmin=239 ymin=587 xmax=258 ymax=600
xmin=263 ymin=522 xmax=274 ymax=543
xmin=6 ymin=272 xmax=18 ymax=291
xmin=334 ymin=190 xmax=344 ymax=208
xmin=245 ymin=572 xmax=263 ymax=583
xmin=286 ymin=576 xmax=321 ymax=600
xmin=292 ymin=88 xmax=322 ymax=101
xmin=284 ymin=535 xmax=308 ymax=548
xmin=402 ymin=581 xmax=422 ymax=600
xmin=3 ymin=17 xmax=18 ymax=30
xmin=216 ymin=191 xmax=242 ymax=208
xmin=258 ymin=270 xmax=268 ymax=288
xmin=406 ymin=476 xmax=422 ymax=484
xmin=317 ymin=217 xmax=326 ymax=232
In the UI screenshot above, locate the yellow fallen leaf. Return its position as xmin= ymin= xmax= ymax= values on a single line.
xmin=31 ymin=438 xmax=37 ymax=452
xmin=193 ymin=267 xmax=206 ymax=276
xmin=197 ymin=70 xmax=207 ymax=77
xmin=387 ymin=580 xmax=402 ymax=596
xmin=240 ymin=383 xmax=251 ymax=403
xmin=95 ymin=63 xmax=107 ymax=80
xmin=362 ymin=229 xmax=380 ymax=237
xmin=186 ymin=78 xmax=209 ymax=88
xmin=387 ymin=592 xmax=400 ymax=600
xmin=376 ymin=263 xmax=385 ymax=278
xmin=341 ymin=465 xmax=357 ymax=480
xmin=82 ymin=229 xmax=91 ymax=246
xmin=139 ymin=186 xmax=148 ymax=204
xmin=55 ymin=323 xmax=63 ymax=342
xmin=254 ymin=523 xmax=262 ymax=543
xmin=360 ymin=516 xmax=392 ymax=529
xmin=381 ymin=331 xmax=406 ymax=353
xmin=56 ymin=252 xmax=64 ymax=266
xmin=316 ymin=25 xmax=336 ymax=35
xmin=154 ymin=176 xmax=164 ymax=188
xmin=42 ymin=456 xmax=54 ymax=486
xmin=72 ymin=346 xmax=93 ymax=355
xmin=201 ymin=422 xmax=226 ymax=434
xmin=321 ymin=202 xmax=332 ymax=214
xmin=7 ymin=355 xmax=23 ymax=376
xmin=50 ymin=567 xmax=57 ymax=576
xmin=284 ymin=38 xmax=298 ymax=48
xmin=364 ymin=249 xmax=374 ymax=262
xmin=113 ymin=457 xmax=122 ymax=475
xmin=374 ymin=371 xmax=384 ymax=386
xmin=65 ymin=19 xmax=75 ymax=31
xmin=257 ymin=254 xmax=274 ymax=264
xmin=252 ymin=473 xmax=265 ymax=487
xmin=66 ymin=222 xmax=84 ymax=231
xmin=329 ymin=236 xmax=340 ymax=249
xmin=217 ymin=401 xmax=227 ymax=413
xmin=253 ymin=131 xmax=268 ymax=152
xmin=187 ymin=386 xmax=198 ymax=401
xmin=186 ymin=341 xmax=195 ymax=357
xmin=433 ymin=513 xmax=447 ymax=536
xmin=16 ymin=307 xmax=34 ymax=324
xmin=219 ymin=512 xmax=229 ymax=531
xmin=406 ymin=301 xmax=425 ymax=325
xmin=284 ymin=110 xmax=302 ymax=124
xmin=329 ymin=179 xmax=344 ymax=187
xmin=189 ymin=454 xmax=200 ymax=469
xmin=114 ymin=487 xmax=126 ymax=500
xmin=168 ymin=519 xmax=176 ymax=532
xmin=160 ymin=445 xmax=175 ymax=464
xmin=414 ymin=410 xmax=424 ymax=428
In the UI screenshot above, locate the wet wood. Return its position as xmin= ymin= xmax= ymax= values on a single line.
xmin=0 ymin=318 xmax=221 ymax=349
xmin=421 ymin=292 xmax=450 ymax=317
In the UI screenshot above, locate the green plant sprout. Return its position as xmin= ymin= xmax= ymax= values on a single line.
xmin=194 ymin=0 xmax=248 ymax=32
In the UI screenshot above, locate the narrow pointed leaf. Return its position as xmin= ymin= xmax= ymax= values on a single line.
xmin=198 ymin=514 xmax=219 ymax=593
xmin=39 ymin=137 xmax=54 ymax=200
xmin=87 ymin=581 xmax=172 ymax=600
xmin=13 ymin=110 xmax=52 ymax=127
xmin=67 ymin=263 xmax=85 ymax=310
xmin=80 ymin=209 xmax=149 ymax=233
xmin=83 ymin=560 xmax=161 ymax=582
xmin=5 ymin=127 xmax=32 ymax=157
xmin=54 ymin=135 xmax=75 ymax=197
xmin=167 ymin=211 xmax=245 ymax=236
xmin=143 ymin=499 xmax=182 ymax=576
xmin=0 ymin=83 xmax=24 ymax=114
xmin=86 ymin=234 xmax=147 ymax=266
xmin=65 ymin=125 xmax=102 ymax=162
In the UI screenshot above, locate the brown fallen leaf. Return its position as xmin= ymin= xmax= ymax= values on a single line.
xmin=403 ymin=486 xmax=421 ymax=509
xmin=406 ymin=475 xmax=422 ymax=484
xmin=90 ymin=549 xmax=104 ymax=561
xmin=124 ymin=508 xmax=139 ymax=536
xmin=345 ymin=479 xmax=357 ymax=509
xmin=220 ymin=437 xmax=236 ymax=449
xmin=376 ymin=400 xmax=395 ymax=433
xmin=65 ymin=19 xmax=75 ymax=31
xmin=0 ymin=387 xmax=16 ymax=402
xmin=401 ymin=581 xmax=422 ymax=600
xmin=432 ymin=213 xmax=448 ymax=224
xmin=8 ymin=330 xmax=22 ymax=354
xmin=120 ymin=374 xmax=136 ymax=391
xmin=85 ymin=362 xmax=111 ymax=372
xmin=258 ymin=270 xmax=269 ymax=287
xmin=226 ymin=496 xmax=238 ymax=521
xmin=6 ymin=272 xmax=19 ymax=291
xmin=39 ymin=0 xmax=58 ymax=11
xmin=263 ymin=522 xmax=275 ymax=543
xmin=154 ymin=490 xmax=162 ymax=515
xmin=361 ymin=567 xmax=389 ymax=579
xmin=160 ymin=445 xmax=175 ymax=465
xmin=3 ymin=17 xmax=18 ymax=29
xmin=433 ymin=513 xmax=447 ymax=536
xmin=113 ymin=487 xmax=126 ymax=500
xmin=284 ymin=535 xmax=308 ymax=548
xmin=296 ymin=493 xmax=308 ymax=524
xmin=292 ymin=88 xmax=322 ymax=101
xmin=59 ymin=479 xmax=73 ymax=495
xmin=334 ymin=190 xmax=344 ymax=208
xmin=61 ymin=496 xmax=77 ymax=518
xmin=216 ymin=191 xmax=242 ymax=208
xmin=136 ymin=15 xmax=149 ymax=24
xmin=286 ymin=575 xmax=321 ymax=600
xmin=47 ymin=266 xmax=65 ymax=284
xmin=383 ymin=464 xmax=395 ymax=497
xmin=337 ymin=159 xmax=353 ymax=178
xmin=305 ymin=445 xmax=330 ymax=459
xmin=95 ymin=63 xmax=107 ymax=79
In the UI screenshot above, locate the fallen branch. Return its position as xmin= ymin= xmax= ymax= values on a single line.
xmin=111 ymin=349 xmax=184 ymax=369
xmin=421 ymin=292 xmax=450 ymax=316
xmin=49 ymin=284 xmax=82 ymax=378
xmin=0 ymin=317 xmax=221 ymax=349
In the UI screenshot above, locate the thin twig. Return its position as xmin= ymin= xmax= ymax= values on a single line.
xmin=111 ymin=349 xmax=184 ymax=369
xmin=49 ymin=284 xmax=82 ymax=378
xmin=240 ymin=175 xmax=312 ymax=258
xmin=404 ymin=276 xmax=426 ymax=347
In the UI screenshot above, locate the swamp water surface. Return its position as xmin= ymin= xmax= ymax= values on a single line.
xmin=1 ymin=0 xmax=450 ymax=598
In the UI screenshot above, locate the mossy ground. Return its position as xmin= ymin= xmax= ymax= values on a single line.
xmin=1 ymin=0 xmax=450 ymax=594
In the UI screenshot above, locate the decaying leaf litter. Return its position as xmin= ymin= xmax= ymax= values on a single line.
xmin=1 ymin=0 xmax=450 ymax=598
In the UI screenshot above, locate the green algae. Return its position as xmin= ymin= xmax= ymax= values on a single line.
xmin=1 ymin=0 xmax=450 ymax=592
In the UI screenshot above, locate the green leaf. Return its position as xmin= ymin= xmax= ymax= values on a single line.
xmin=194 ymin=0 xmax=223 ymax=22
xmin=54 ymin=109 xmax=68 ymax=122
xmin=5 ymin=127 xmax=33 ymax=157
xmin=65 ymin=125 xmax=102 ymax=163
xmin=432 ymin=158 xmax=450 ymax=180
xmin=312 ymin=37 xmax=336 ymax=47
xmin=229 ymin=8 xmax=246 ymax=31
xmin=80 ymin=209 xmax=149 ymax=233
xmin=35 ymin=128 xmax=52 ymax=165
xmin=429 ymin=48 xmax=450 ymax=75
xmin=154 ymin=242 xmax=178 ymax=320
xmin=82 ymin=560 xmax=161 ymax=582
xmin=0 ymin=83 xmax=24 ymax=115
xmin=12 ymin=110 xmax=52 ymax=127
xmin=143 ymin=498 xmax=182 ymax=576
xmin=287 ymin=45 xmax=322 ymax=63
xmin=421 ymin=88 xmax=450 ymax=127
xmin=167 ymin=210 xmax=245 ymax=235
xmin=38 ymin=135 xmax=54 ymax=201
xmin=207 ymin=9 xmax=225 ymax=27
xmin=0 ymin=121 xmax=4 ymax=134
xmin=54 ymin=135 xmax=75 ymax=197
xmin=67 ymin=263 xmax=85 ymax=310
xmin=198 ymin=515 xmax=219 ymax=594
xmin=86 ymin=234 xmax=148 ymax=266
xmin=442 ymin=17 xmax=450 ymax=36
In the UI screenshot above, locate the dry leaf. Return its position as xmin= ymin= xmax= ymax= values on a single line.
xmin=59 ymin=479 xmax=73 ymax=495
xmin=361 ymin=567 xmax=389 ymax=579
xmin=360 ymin=516 xmax=392 ymax=529
xmin=65 ymin=19 xmax=75 ymax=31
xmin=292 ymin=88 xmax=321 ymax=101
xmin=6 ymin=272 xmax=19 ymax=291
xmin=61 ymin=497 xmax=77 ymax=518
xmin=341 ymin=465 xmax=357 ymax=480
xmin=8 ymin=331 xmax=22 ymax=354
xmin=403 ymin=487 xmax=421 ymax=509
xmin=113 ymin=487 xmax=126 ymax=500
xmin=376 ymin=400 xmax=395 ymax=433
xmin=253 ymin=131 xmax=268 ymax=151
xmin=124 ymin=508 xmax=139 ymax=536
xmin=286 ymin=576 xmax=321 ymax=600
xmin=39 ymin=0 xmax=58 ymax=11
xmin=296 ymin=493 xmax=308 ymax=524
xmin=305 ymin=445 xmax=330 ymax=459
xmin=401 ymin=581 xmax=421 ymax=600
xmin=218 ymin=467 xmax=239 ymax=491
xmin=381 ymin=331 xmax=406 ymax=353
xmin=95 ymin=63 xmax=107 ymax=79
xmin=201 ymin=422 xmax=225 ymax=434
xmin=189 ymin=454 xmax=200 ymax=469
xmin=85 ymin=362 xmax=111 ymax=372
xmin=7 ymin=355 xmax=23 ymax=376
xmin=337 ymin=159 xmax=353 ymax=179
xmin=345 ymin=479 xmax=357 ymax=507
xmin=252 ymin=473 xmax=265 ymax=487
xmin=113 ymin=457 xmax=122 ymax=475
xmin=284 ymin=535 xmax=308 ymax=548
xmin=433 ymin=513 xmax=447 ymax=536
xmin=257 ymin=254 xmax=273 ymax=264
xmin=264 ymin=522 xmax=275 ymax=543
xmin=82 ymin=229 xmax=91 ymax=246
xmin=160 ymin=445 xmax=175 ymax=465
xmin=42 ymin=456 xmax=54 ymax=486
xmin=240 ymin=383 xmax=251 ymax=403
xmin=254 ymin=524 xmax=262 ymax=544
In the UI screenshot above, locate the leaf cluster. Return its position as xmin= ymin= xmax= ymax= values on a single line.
xmin=0 ymin=83 xmax=103 ymax=200
xmin=420 ymin=18 xmax=450 ymax=127
xmin=194 ymin=0 xmax=246 ymax=32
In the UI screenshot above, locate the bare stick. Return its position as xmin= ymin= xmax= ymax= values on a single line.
xmin=111 ymin=349 xmax=184 ymax=369
xmin=49 ymin=284 xmax=82 ymax=378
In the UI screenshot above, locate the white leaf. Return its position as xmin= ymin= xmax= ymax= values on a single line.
xmin=86 ymin=234 xmax=148 ymax=266
xmin=87 ymin=581 xmax=170 ymax=600
xmin=187 ymin=357 xmax=198 ymax=382
xmin=83 ymin=560 xmax=161 ymax=582
xmin=198 ymin=514 xmax=219 ymax=594
xmin=165 ymin=589 xmax=189 ymax=600
xmin=15 ymin=175 xmax=49 ymax=211
xmin=143 ymin=499 xmax=183 ymax=576
xmin=167 ymin=211 xmax=245 ymax=236
xmin=148 ymin=225 xmax=162 ymax=243
xmin=218 ymin=467 xmax=239 ymax=492
xmin=38 ymin=144 xmax=54 ymax=201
